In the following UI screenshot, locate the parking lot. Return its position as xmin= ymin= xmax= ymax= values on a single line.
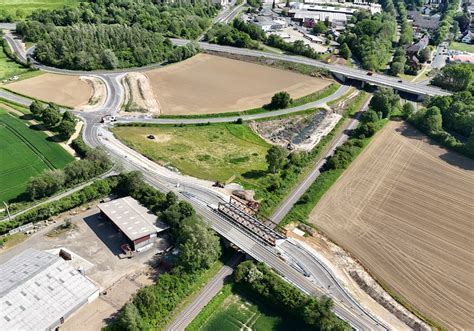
xmin=0 ymin=204 xmax=170 ymax=330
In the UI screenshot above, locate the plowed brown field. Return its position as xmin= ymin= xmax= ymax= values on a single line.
xmin=310 ymin=121 xmax=474 ymax=329
xmin=6 ymin=73 xmax=92 ymax=108
xmin=146 ymin=54 xmax=331 ymax=115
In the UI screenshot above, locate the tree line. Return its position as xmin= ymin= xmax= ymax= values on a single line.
xmin=234 ymin=261 xmax=350 ymax=330
xmin=433 ymin=0 xmax=461 ymax=45
xmin=29 ymin=100 xmax=76 ymax=139
xmin=16 ymin=0 xmax=219 ymax=70
xmin=26 ymin=148 xmax=112 ymax=200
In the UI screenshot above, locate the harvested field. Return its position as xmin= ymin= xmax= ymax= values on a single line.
xmin=309 ymin=121 xmax=474 ymax=329
xmin=146 ymin=54 xmax=331 ymax=115
xmin=5 ymin=73 xmax=92 ymax=108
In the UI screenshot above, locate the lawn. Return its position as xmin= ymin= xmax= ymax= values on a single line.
xmin=187 ymin=285 xmax=313 ymax=331
xmin=0 ymin=0 xmax=79 ymax=19
xmin=112 ymin=123 xmax=270 ymax=184
xmin=0 ymin=109 xmax=74 ymax=202
xmin=0 ymin=48 xmax=29 ymax=82
xmin=449 ymin=42 xmax=474 ymax=53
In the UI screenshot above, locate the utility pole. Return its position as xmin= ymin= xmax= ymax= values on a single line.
xmin=3 ymin=201 xmax=11 ymax=221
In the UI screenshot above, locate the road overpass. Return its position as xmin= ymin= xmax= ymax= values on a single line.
xmin=171 ymin=39 xmax=451 ymax=98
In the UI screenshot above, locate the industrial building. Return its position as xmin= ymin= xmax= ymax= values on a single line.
xmin=98 ymin=196 xmax=169 ymax=252
xmin=0 ymin=249 xmax=99 ymax=331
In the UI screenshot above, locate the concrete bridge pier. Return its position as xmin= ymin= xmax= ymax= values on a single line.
xmin=332 ymin=72 xmax=346 ymax=83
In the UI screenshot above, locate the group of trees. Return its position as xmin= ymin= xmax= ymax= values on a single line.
xmin=407 ymin=92 xmax=474 ymax=157
xmin=205 ymin=23 xmax=261 ymax=49
xmin=395 ymin=0 xmax=413 ymax=46
xmin=431 ymin=63 xmax=473 ymax=92
xmin=26 ymin=148 xmax=112 ymax=200
xmin=339 ymin=11 xmax=396 ymax=70
xmin=30 ymin=101 xmax=76 ymax=139
xmin=16 ymin=0 xmax=219 ymax=69
xmin=432 ymin=0 xmax=461 ymax=45
xmin=206 ymin=19 xmax=321 ymax=60
xmin=234 ymin=261 xmax=350 ymax=330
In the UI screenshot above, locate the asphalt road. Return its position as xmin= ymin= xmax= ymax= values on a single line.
xmin=116 ymin=84 xmax=351 ymax=124
xmin=0 ymin=31 xmax=395 ymax=330
xmin=165 ymin=253 xmax=243 ymax=331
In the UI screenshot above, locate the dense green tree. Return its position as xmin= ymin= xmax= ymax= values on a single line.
xmin=422 ymin=106 xmax=443 ymax=133
xmin=116 ymin=302 xmax=144 ymax=331
xmin=266 ymin=145 xmax=287 ymax=173
xmin=58 ymin=119 xmax=76 ymax=139
xmin=26 ymin=169 xmax=66 ymax=199
xmin=269 ymin=91 xmax=292 ymax=109
xmin=29 ymin=100 xmax=44 ymax=116
xmin=402 ymin=102 xmax=415 ymax=118
xmin=369 ymin=88 xmax=401 ymax=118
xmin=361 ymin=109 xmax=380 ymax=123
xmin=340 ymin=43 xmax=351 ymax=60
xmin=41 ymin=103 xmax=61 ymax=127
xmin=390 ymin=61 xmax=404 ymax=76
xmin=177 ymin=217 xmax=221 ymax=272
xmin=418 ymin=47 xmax=431 ymax=63
xmin=465 ymin=129 xmax=474 ymax=157
xmin=432 ymin=63 xmax=473 ymax=92
xmin=312 ymin=21 xmax=327 ymax=34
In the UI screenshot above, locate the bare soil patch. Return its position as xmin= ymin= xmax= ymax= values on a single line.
xmin=309 ymin=121 xmax=474 ymax=329
xmin=6 ymin=73 xmax=92 ymax=108
xmin=146 ymin=54 xmax=331 ymax=115
xmin=121 ymin=72 xmax=160 ymax=115
xmin=250 ymin=110 xmax=341 ymax=151
xmin=79 ymin=76 xmax=106 ymax=111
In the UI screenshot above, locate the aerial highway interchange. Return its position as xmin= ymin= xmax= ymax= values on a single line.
xmin=0 ymin=21 xmax=453 ymax=330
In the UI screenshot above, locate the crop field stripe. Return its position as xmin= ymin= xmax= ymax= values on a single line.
xmin=0 ymin=112 xmax=73 ymax=168
xmin=2 ymin=118 xmax=55 ymax=170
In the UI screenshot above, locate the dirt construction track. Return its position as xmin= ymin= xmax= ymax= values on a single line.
xmin=146 ymin=54 xmax=331 ymax=115
xmin=310 ymin=121 xmax=474 ymax=329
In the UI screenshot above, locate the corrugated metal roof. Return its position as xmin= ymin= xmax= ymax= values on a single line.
xmin=98 ymin=196 xmax=167 ymax=241
xmin=0 ymin=249 xmax=98 ymax=331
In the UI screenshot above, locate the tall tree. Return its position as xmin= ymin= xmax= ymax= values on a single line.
xmin=266 ymin=145 xmax=286 ymax=174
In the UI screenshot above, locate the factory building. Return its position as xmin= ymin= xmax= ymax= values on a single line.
xmin=0 ymin=249 xmax=99 ymax=331
xmin=98 ymin=197 xmax=169 ymax=252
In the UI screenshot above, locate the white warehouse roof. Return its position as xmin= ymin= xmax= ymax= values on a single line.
xmin=0 ymin=249 xmax=99 ymax=331
xmin=98 ymin=196 xmax=167 ymax=241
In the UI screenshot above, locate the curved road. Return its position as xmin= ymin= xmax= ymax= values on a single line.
xmin=0 ymin=30 xmax=397 ymax=330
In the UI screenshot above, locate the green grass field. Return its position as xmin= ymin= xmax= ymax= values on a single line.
xmin=0 ymin=109 xmax=74 ymax=202
xmin=449 ymin=42 xmax=474 ymax=53
xmin=0 ymin=0 xmax=79 ymax=19
xmin=188 ymin=285 xmax=313 ymax=331
xmin=0 ymin=48 xmax=30 ymax=81
xmin=113 ymin=123 xmax=270 ymax=184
